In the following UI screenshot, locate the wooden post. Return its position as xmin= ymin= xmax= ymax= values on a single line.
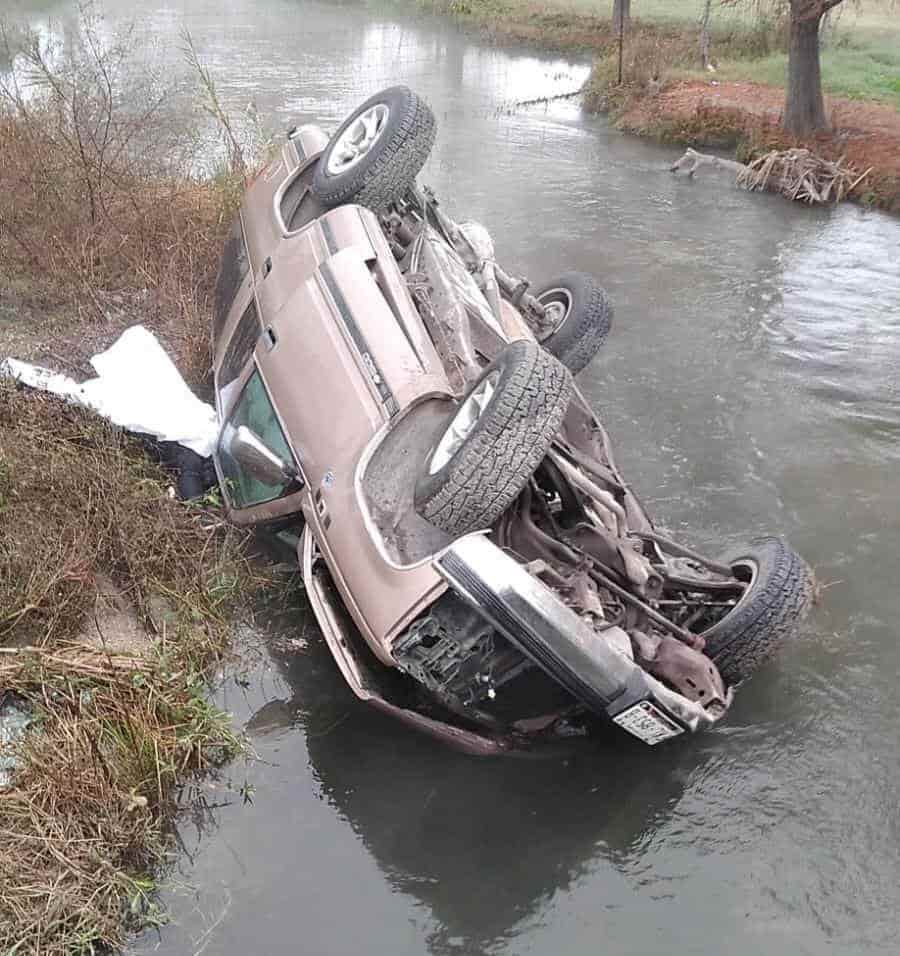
xmin=617 ymin=11 xmax=624 ymax=84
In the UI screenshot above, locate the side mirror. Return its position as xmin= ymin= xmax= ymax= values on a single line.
xmin=222 ymin=424 xmax=301 ymax=488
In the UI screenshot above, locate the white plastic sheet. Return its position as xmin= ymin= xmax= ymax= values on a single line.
xmin=1 ymin=325 xmax=218 ymax=457
xmin=0 ymin=695 xmax=32 ymax=789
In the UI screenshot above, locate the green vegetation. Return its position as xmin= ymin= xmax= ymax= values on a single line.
xmin=416 ymin=0 xmax=900 ymax=108
xmin=698 ymin=36 xmax=900 ymax=109
xmin=417 ymin=0 xmax=898 ymax=208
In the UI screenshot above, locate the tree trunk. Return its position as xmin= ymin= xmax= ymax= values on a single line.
xmin=613 ymin=0 xmax=630 ymax=35
xmin=784 ymin=11 xmax=828 ymax=136
xmin=699 ymin=0 xmax=713 ymax=68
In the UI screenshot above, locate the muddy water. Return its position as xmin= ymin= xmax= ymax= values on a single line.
xmin=13 ymin=1 xmax=900 ymax=953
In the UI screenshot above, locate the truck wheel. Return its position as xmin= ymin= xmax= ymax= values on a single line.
xmin=699 ymin=538 xmax=815 ymax=686
xmin=311 ymin=86 xmax=436 ymax=212
xmin=532 ymin=272 xmax=612 ymax=375
xmin=416 ymin=341 xmax=573 ymax=537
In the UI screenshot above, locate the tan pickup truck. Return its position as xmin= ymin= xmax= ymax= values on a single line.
xmin=211 ymin=86 xmax=814 ymax=754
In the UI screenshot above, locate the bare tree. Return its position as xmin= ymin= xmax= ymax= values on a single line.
xmin=613 ymin=0 xmax=631 ymax=34
xmin=784 ymin=0 xmax=845 ymax=136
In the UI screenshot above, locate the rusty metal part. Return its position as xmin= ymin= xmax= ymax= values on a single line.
xmin=495 ymin=262 xmax=546 ymax=320
xmin=630 ymin=631 xmax=726 ymax=708
xmin=548 ymin=448 xmax=626 ymax=536
xmin=498 ymin=488 xmax=672 ymax=645
xmin=503 ymin=496 xmax=584 ymax=568
xmin=631 ymin=529 xmax=735 ymax=578
xmin=407 ymin=278 xmax=469 ymax=394
xmin=525 ymin=559 xmax=607 ymax=621
xmin=555 ymin=438 xmax=625 ymax=493
xmin=561 ymin=523 xmax=662 ymax=599
xmin=499 ymin=484 xmax=660 ymax=604
xmin=538 ymin=448 xmax=660 ymax=599
xmin=663 ymin=572 xmax=745 ymax=593
xmin=507 ymin=278 xmax=529 ymax=308
xmin=382 ymin=211 xmax=417 ymax=247
xmin=586 ymin=564 xmax=705 ymax=650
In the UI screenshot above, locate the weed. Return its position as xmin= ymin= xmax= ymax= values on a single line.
xmin=0 ymin=5 xmax=272 ymax=953
xmin=0 ymin=648 xmax=244 ymax=953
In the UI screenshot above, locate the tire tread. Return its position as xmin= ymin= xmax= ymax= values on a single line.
xmin=418 ymin=342 xmax=572 ymax=536
xmin=702 ymin=537 xmax=815 ymax=684
xmin=535 ymin=271 xmax=612 ymax=376
xmin=312 ymin=86 xmax=436 ymax=212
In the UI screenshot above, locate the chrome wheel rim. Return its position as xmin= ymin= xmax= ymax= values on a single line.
xmin=326 ymin=103 xmax=390 ymax=175
xmin=537 ymin=288 xmax=572 ymax=339
xmin=428 ymin=373 xmax=498 ymax=474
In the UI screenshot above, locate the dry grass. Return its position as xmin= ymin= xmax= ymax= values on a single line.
xmin=0 ymin=385 xmax=253 ymax=650
xmin=0 ymin=6 xmax=248 ymax=392
xmin=0 ymin=387 xmax=262 ymax=956
xmin=421 ymin=0 xmax=788 ymax=60
xmin=583 ymin=29 xmax=698 ymax=113
xmin=0 ymin=648 xmax=241 ymax=953
xmin=582 ymin=19 xmax=786 ymax=114
xmin=0 ymin=5 xmax=271 ymax=953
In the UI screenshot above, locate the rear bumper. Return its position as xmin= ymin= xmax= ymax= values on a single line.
xmin=435 ymin=533 xmax=728 ymax=744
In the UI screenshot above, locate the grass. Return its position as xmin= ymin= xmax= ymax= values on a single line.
xmin=541 ymin=0 xmax=768 ymax=29
xmin=0 ymin=388 xmax=253 ymax=651
xmin=0 ymin=641 xmax=242 ymax=952
xmin=0 ymin=4 xmax=272 ymax=952
xmin=429 ymin=0 xmax=898 ymax=208
xmin=695 ymin=39 xmax=900 ymax=110
xmin=418 ymin=0 xmax=900 ymax=108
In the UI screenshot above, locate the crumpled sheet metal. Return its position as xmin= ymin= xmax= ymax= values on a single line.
xmin=1 ymin=325 xmax=218 ymax=457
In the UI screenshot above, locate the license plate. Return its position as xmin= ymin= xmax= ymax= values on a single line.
xmin=612 ymin=700 xmax=684 ymax=745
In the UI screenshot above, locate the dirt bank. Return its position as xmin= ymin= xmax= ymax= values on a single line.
xmin=614 ymin=79 xmax=900 ymax=211
xmin=426 ymin=2 xmax=899 ymax=211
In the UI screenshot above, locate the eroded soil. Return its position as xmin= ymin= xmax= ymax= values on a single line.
xmin=621 ymin=79 xmax=900 ymax=209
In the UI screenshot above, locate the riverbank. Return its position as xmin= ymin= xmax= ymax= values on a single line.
xmin=417 ymin=0 xmax=900 ymax=210
xmin=0 ymin=15 xmax=269 ymax=954
xmin=608 ymin=78 xmax=900 ymax=212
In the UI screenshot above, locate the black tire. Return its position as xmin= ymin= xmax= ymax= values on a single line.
xmin=311 ymin=86 xmax=436 ymax=212
xmin=415 ymin=340 xmax=573 ymax=537
xmin=700 ymin=537 xmax=815 ymax=686
xmin=533 ymin=272 xmax=613 ymax=376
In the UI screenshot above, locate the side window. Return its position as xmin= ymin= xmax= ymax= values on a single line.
xmin=213 ymin=216 xmax=249 ymax=339
xmin=219 ymin=300 xmax=261 ymax=389
xmin=218 ymin=371 xmax=296 ymax=509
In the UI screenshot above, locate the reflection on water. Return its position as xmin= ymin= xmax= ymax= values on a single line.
xmin=142 ymin=599 xmax=722 ymax=956
xmin=6 ymin=1 xmax=900 ymax=955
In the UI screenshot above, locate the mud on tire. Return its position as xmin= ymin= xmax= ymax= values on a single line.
xmin=415 ymin=340 xmax=573 ymax=538
xmin=311 ymin=85 xmax=436 ymax=212
xmin=700 ymin=537 xmax=815 ymax=686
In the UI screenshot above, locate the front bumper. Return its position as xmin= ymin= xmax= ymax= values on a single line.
xmin=435 ymin=533 xmax=728 ymax=745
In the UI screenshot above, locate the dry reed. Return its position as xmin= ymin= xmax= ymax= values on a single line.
xmin=0 ymin=4 xmax=269 ymax=952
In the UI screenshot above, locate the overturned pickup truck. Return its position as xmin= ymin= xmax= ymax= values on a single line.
xmin=212 ymin=86 xmax=814 ymax=753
